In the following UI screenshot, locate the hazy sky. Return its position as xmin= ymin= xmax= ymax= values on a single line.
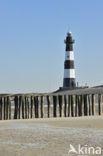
xmin=0 ymin=0 xmax=103 ymax=93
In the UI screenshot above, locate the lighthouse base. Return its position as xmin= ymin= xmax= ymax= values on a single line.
xmin=63 ymin=78 xmax=76 ymax=88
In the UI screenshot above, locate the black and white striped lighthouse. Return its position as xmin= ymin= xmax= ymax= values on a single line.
xmin=63 ymin=32 xmax=76 ymax=88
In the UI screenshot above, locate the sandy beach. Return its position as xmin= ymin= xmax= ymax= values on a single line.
xmin=0 ymin=116 xmax=103 ymax=156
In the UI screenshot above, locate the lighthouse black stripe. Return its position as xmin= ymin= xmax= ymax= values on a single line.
xmin=66 ymin=44 xmax=73 ymax=51
xmin=64 ymin=60 xmax=74 ymax=69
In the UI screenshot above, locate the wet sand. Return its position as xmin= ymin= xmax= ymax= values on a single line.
xmin=0 ymin=116 xmax=103 ymax=156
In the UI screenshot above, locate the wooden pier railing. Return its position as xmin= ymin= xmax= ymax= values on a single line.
xmin=0 ymin=94 xmax=103 ymax=120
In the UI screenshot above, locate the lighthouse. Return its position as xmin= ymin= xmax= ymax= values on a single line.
xmin=63 ymin=32 xmax=76 ymax=89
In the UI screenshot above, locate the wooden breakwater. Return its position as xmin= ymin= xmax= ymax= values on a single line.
xmin=0 ymin=93 xmax=103 ymax=120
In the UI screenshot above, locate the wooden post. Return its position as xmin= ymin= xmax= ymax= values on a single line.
xmin=61 ymin=95 xmax=63 ymax=117
xmin=34 ymin=96 xmax=36 ymax=118
xmin=34 ymin=96 xmax=39 ymax=118
xmin=19 ymin=96 xmax=22 ymax=119
xmin=41 ymin=96 xmax=43 ymax=118
xmin=25 ymin=96 xmax=27 ymax=119
xmin=77 ymin=95 xmax=84 ymax=117
xmin=14 ymin=96 xmax=19 ymax=119
xmin=79 ymin=95 xmax=83 ymax=116
xmin=71 ymin=95 xmax=74 ymax=117
xmin=58 ymin=95 xmax=62 ymax=117
xmin=92 ymin=94 xmax=95 ymax=116
xmin=84 ymin=94 xmax=88 ymax=116
xmin=4 ymin=97 xmax=7 ymax=120
xmin=75 ymin=95 xmax=78 ymax=117
xmin=81 ymin=95 xmax=84 ymax=116
xmin=32 ymin=96 xmax=35 ymax=118
xmin=22 ymin=96 xmax=25 ymax=119
xmin=78 ymin=95 xmax=81 ymax=116
xmin=42 ymin=96 xmax=45 ymax=118
xmin=73 ymin=95 xmax=76 ymax=117
xmin=37 ymin=96 xmax=39 ymax=118
xmin=7 ymin=96 xmax=11 ymax=120
xmin=77 ymin=95 xmax=80 ymax=116
xmin=25 ymin=96 xmax=30 ymax=119
xmin=2 ymin=97 xmax=4 ymax=120
xmin=84 ymin=95 xmax=86 ymax=116
xmin=88 ymin=95 xmax=92 ymax=116
xmin=53 ymin=96 xmax=57 ymax=117
xmin=38 ymin=96 xmax=41 ymax=118
xmin=40 ymin=96 xmax=44 ymax=118
xmin=25 ymin=96 xmax=29 ymax=119
xmin=87 ymin=95 xmax=89 ymax=116
xmin=47 ymin=96 xmax=50 ymax=118
xmin=98 ymin=94 xmax=102 ymax=115
xmin=80 ymin=95 xmax=83 ymax=116
xmin=64 ymin=95 xmax=67 ymax=117
xmin=68 ymin=95 xmax=71 ymax=117
xmin=56 ymin=96 xmax=59 ymax=117
xmin=0 ymin=97 xmax=2 ymax=120
xmin=30 ymin=96 xmax=34 ymax=118
xmin=27 ymin=97 xmax=30 ymax=119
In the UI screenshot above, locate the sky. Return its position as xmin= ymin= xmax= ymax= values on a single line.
xmin=0 ymin=0 xmax=103 ymax=93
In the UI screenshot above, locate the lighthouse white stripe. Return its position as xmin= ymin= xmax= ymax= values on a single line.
xmin=64 ymin=69 xmax=75 ymax=78
xmin=65 ymin=51 xmax=74 ymax=60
